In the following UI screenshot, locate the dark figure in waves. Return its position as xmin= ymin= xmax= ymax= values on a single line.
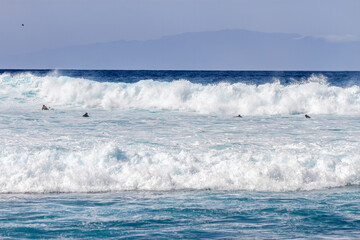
xmin=305 ymin=114 xmax=311 ymax=118
xmin=83 ymin=112 xmax=89 ymax=117
xmin=234 ymin=114 xmax=242 ymax=118
xmin=42 ymin=105 xmax=49 ymax=110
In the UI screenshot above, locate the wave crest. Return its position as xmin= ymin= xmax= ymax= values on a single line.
xmin=1 ymin=73 xmax=360 ymax=115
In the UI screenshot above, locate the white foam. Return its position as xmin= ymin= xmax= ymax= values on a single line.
xmin=0 ymin=107 xmax=359 ymax=193
xmin=1 ymin=140 xmax=359 ymax=193
xmin=1 ymin=72 xmax=360 ymax=193
xmin=1 ymin=72 xmax=360 ymax=115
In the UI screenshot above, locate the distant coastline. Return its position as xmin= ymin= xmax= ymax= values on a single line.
xmin=1 ymin=29 xmax=360 ymax=70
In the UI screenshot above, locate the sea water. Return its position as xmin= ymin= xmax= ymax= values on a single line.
xmin=0 ymin=70 xmax=360 ymax=238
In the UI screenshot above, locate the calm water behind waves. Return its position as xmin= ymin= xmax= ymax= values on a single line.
xmin=1 ymin=69 xmax=360 ymax=86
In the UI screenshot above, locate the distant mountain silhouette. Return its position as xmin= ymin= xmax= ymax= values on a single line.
xmin=2 ymin=29 xmax=360 ymax=70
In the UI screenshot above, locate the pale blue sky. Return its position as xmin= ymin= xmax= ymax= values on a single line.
xmin=1 ymin=0 xmax=360 ymax=55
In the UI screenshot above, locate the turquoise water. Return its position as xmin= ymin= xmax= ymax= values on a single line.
xmin=1 ymin=188 xmax=360 ymax=239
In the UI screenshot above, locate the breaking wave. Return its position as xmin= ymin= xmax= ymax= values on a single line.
xmin=1 ymin=142 xmax=359 ymax=193
xmin=1 ymin=72 xmax=360 ymax=115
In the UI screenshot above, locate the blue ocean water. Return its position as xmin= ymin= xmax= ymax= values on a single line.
xmin=1 ymin=70 xmax=360 ymax=239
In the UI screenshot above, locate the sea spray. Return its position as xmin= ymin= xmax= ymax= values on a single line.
xmin=1 ymin=137 xmax=359 ymax=193
xmin=1 ymin=72 xmax=360 ymax=115
xmin=1 ymin=71 xmax=360 ymax=194
xmin=2 ymin=70 xmax=360 ymax=239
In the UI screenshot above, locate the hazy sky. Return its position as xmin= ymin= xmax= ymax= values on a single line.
xmin=1 ymin=0 xmax=360 ymax=55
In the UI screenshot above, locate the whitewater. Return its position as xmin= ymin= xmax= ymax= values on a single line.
xmin=1 ymin=70 xmax=360 ymax=239
xmin=1 ymin=70 xmax=360 ymax=193
xmin=2 ymin=71 xmax=360 ymax=115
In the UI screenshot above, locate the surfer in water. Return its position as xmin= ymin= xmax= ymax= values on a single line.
xmin=234 ymin=114 xmax=242 ymax=118
xmin=83 ymin=112 xmax=89 ymax=117
xmin=305 ymin=114 xmax=311 ymax=118
xmin=42 ymin=105 xmax=49 ymax=110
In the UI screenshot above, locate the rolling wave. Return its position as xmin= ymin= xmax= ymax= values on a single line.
xmin=1 ymin=72 xmax=360 ymax=115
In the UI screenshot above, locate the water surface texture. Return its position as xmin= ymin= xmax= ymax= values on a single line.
xmin=1 ymin=70 xmax=360 ymax=238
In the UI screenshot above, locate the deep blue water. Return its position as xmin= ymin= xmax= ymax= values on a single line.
xmin=1 ymin=69 xmax=360 ymax=86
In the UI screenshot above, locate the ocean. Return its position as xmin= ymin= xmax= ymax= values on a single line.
xmin=0 ymin=70 xmax=360 ymax=239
